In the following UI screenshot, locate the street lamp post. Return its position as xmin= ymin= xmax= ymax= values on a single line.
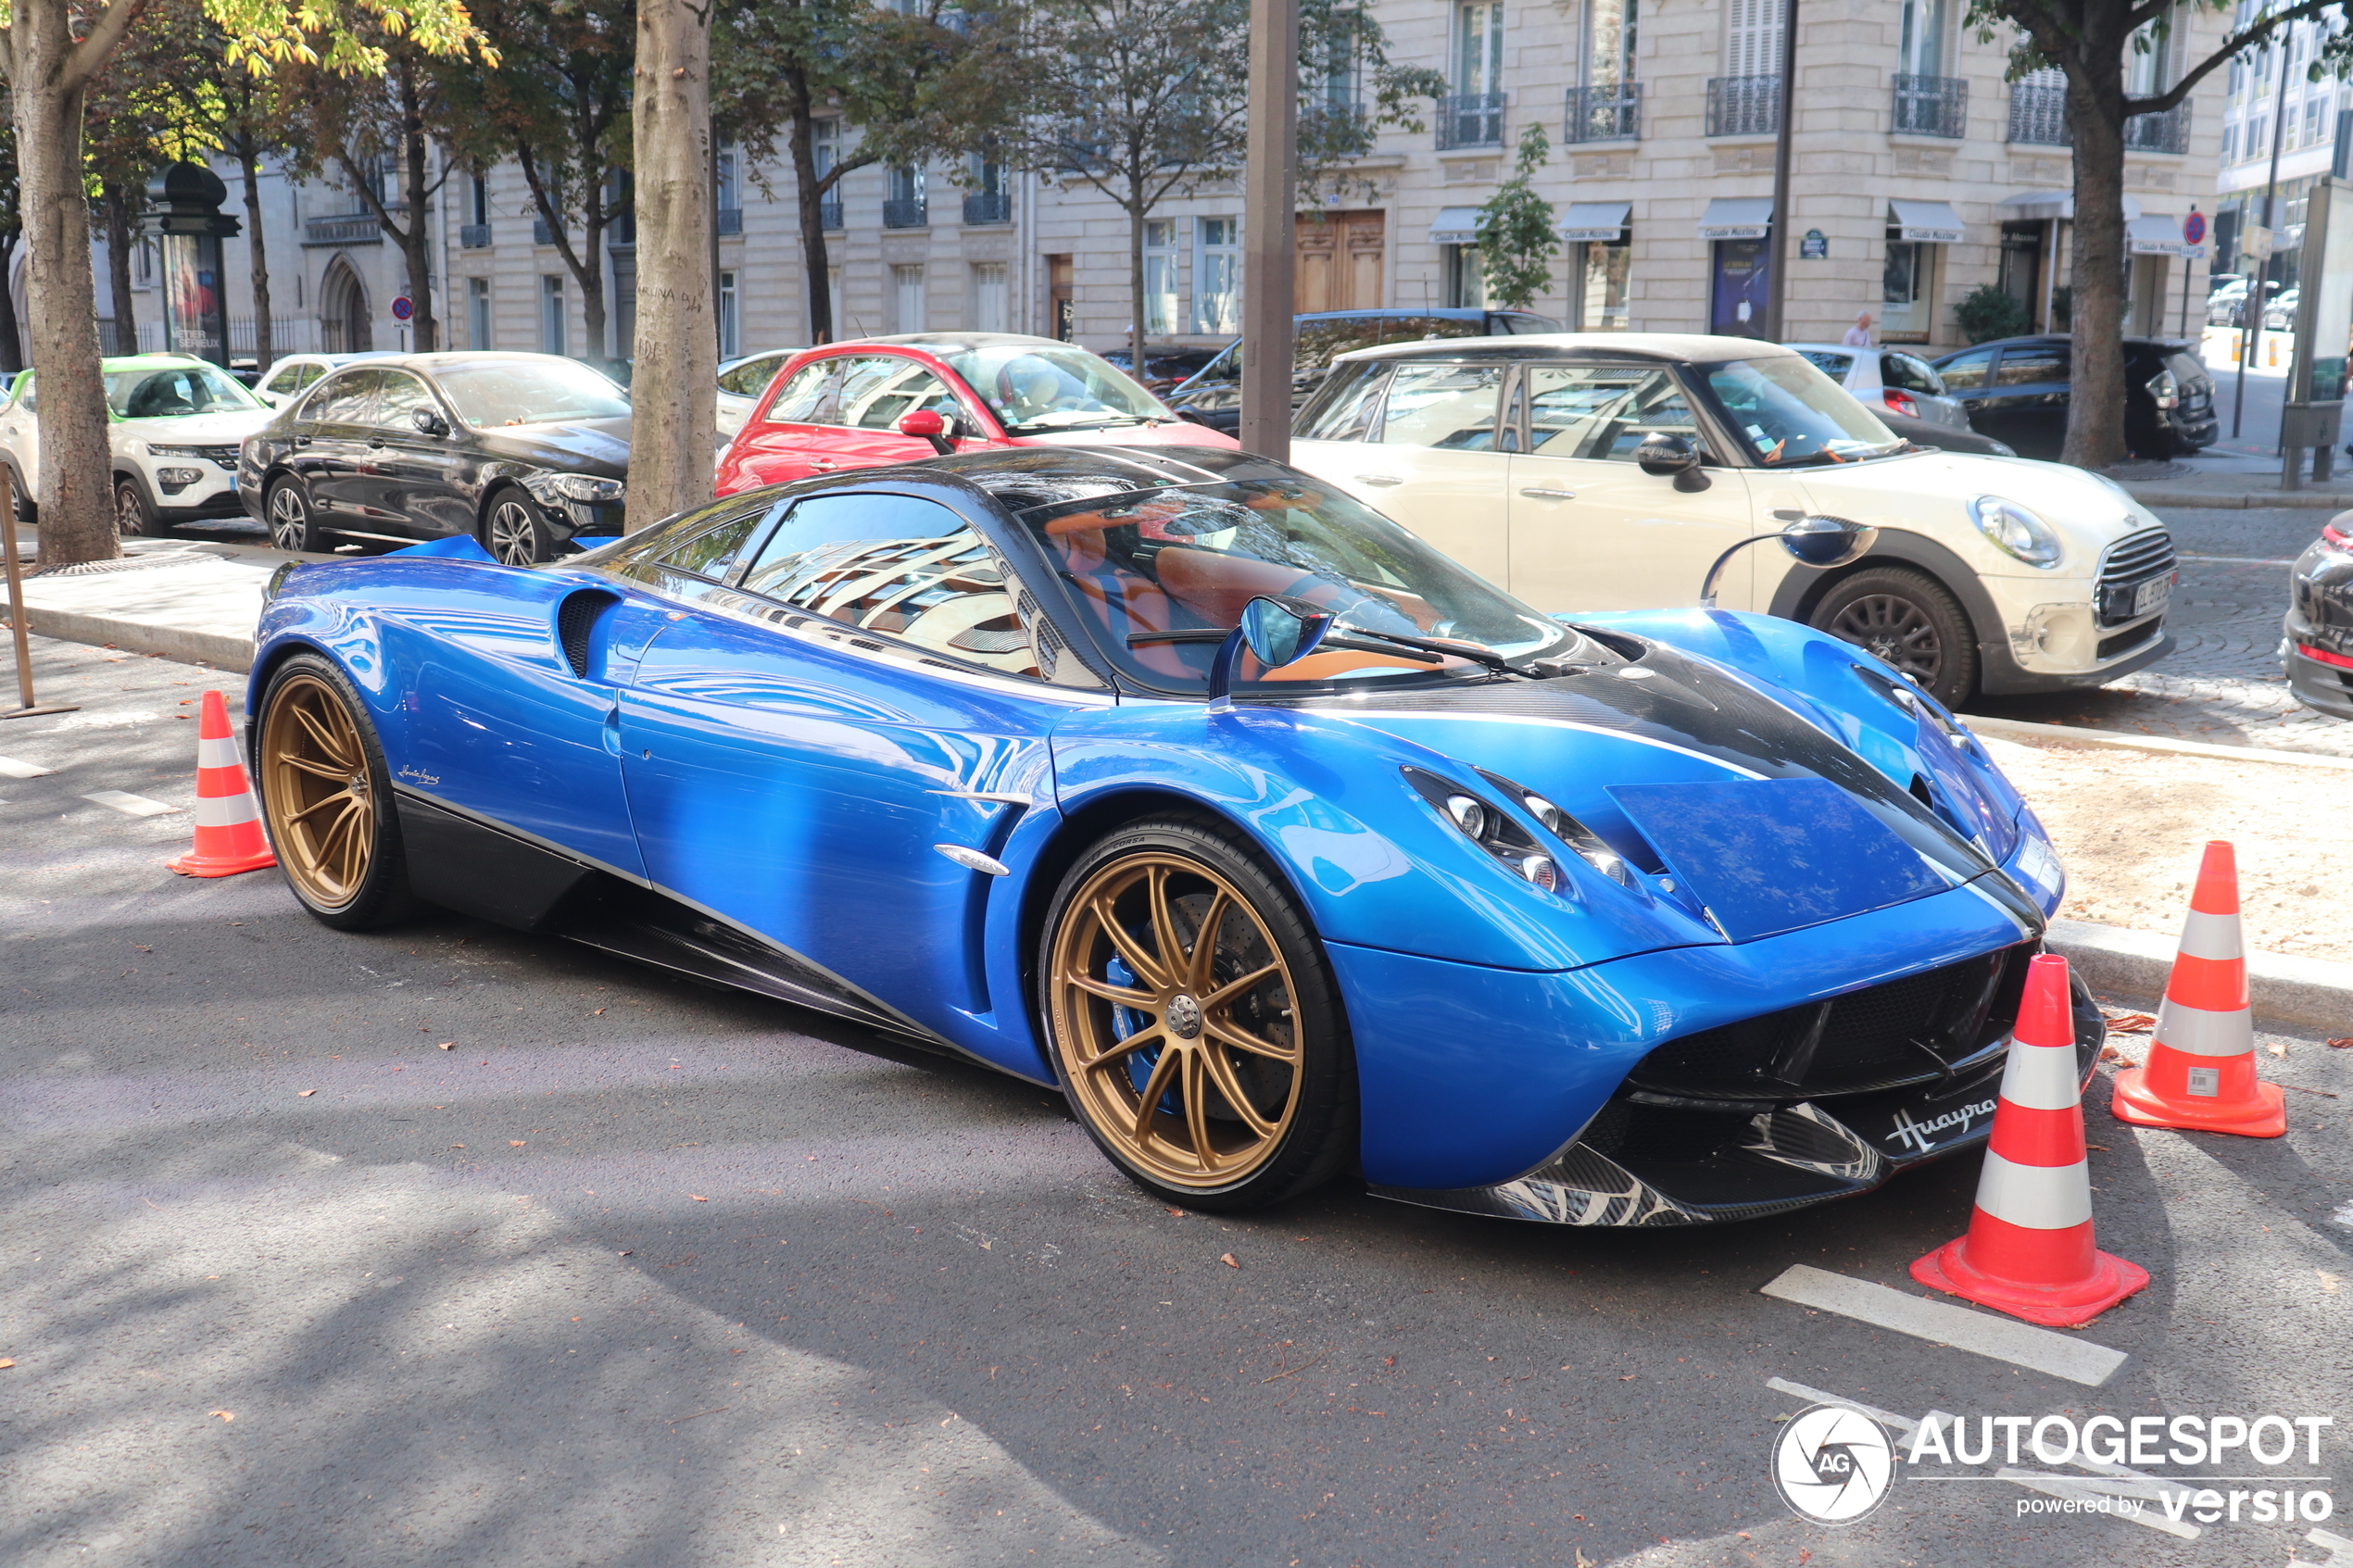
xmin=1239 ymin=0 xmax=1301 ymax=462
xmin=1761 ymin=0 xmax=1799 ymax=344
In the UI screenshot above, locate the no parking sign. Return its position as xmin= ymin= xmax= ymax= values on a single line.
xmin=391 ymin=295 xmax=414 ymax=323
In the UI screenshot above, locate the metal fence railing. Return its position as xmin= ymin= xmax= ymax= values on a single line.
xmin=1436 ymin=93 xmax=1506 ymax=150
xmin=1564 ymin=83 xmax=1641 ymax=143
xmin=1892 ymin=73 xmax=1968 ymax=138
xmin=1706 ymin=75 xmax=1780 ymax=137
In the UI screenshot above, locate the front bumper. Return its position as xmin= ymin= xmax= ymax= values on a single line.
xmin=145 ymin=467 xmax=246 ymax=523
xmin=2282 ymin=610 xmax=2353 ymax=721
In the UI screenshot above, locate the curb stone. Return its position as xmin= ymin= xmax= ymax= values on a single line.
xmin=2048 ymin=918 xmax=2350 ymax=1035
xmin=6 ymin=604 xmax=253 ymax=671
xmin=1964 ymin=713 xmax=2353 ymax=771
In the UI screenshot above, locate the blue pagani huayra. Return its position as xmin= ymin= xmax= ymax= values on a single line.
xmin=248 ymin=445 xmax=2097 ymax=1224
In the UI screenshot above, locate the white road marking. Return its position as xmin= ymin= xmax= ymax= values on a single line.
xmin=2175 ymin=554 xmax=2302 ymax=567
xmin=0 ymin=754 xmax=56 ymax=778
xmin=2308 ymin=1526 xmax=2353 ymax=1563
xmin=1760 ymin=1263 xmax=2128 ymax=1386
xmin=81 ymin=790 xmax=179 ymax=818
xmin=2331 ymin=1199 xmax=2353 ymax=1231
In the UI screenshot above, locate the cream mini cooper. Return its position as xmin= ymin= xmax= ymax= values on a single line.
xmin=1286 ymin=333 xmax=2174 ymax=707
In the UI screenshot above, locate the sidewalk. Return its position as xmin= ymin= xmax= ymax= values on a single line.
xmin=5 ymin=533 xmax=319 ymax=671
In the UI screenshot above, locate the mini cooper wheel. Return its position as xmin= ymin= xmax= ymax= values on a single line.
xmin=482 ymin=490 xmax=555 ymax=566
xmin=256 ymin=653 xmax=417 ymax=929
xmin=114 ymin=478 xmax=156 ymax=537
xmin=266 ymin=479 xmax=323 ymax=554
xmin=1041 ymin=817 xmax=1354 ymax=1211
xmin=1810 ymin=567 xmax=1979 ymax=709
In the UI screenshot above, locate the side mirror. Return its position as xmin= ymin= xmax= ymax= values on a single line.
xmin=411 ymin=405 xmax=449 ymax=437
xmin=1635 ymin=432 xmax=1711 ymax=492
xmin=1207 ymin=596 xmax=1335 ymax=708
xmin=897 ymin=408 xmax=957 ymax=456
xmin=1777 ymin=512 xmax=1878 ymax=569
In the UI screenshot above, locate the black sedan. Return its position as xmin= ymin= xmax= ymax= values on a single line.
xmin=239 ymin=353 xmax=629 ymax=564
xmin=1930 ymin=334 xmax=2217 ymax=460
xmin=1881 ymin=407 xmax=2015 ymax=457
xmin=2284 ymin=513 xmax=2353 ymax=721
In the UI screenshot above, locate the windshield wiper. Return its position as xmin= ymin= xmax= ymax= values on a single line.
xmin=1331 ymin=623 xmax=1518 ymax=674
xmin=1005 ymin=414 xmax=1153 ymax=434
xmin=1126 ymin=628 xmax=1440 ymax=664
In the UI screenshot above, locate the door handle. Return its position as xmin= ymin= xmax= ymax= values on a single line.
xmin=293 ymin=435 xmax=310 ymax=447
xmin=810 ymin=459 xmax=837 ymax=470
xmin=368 ymin=438 xmax=385 ymax=448
xmin=1517 ymin=487 xmax=1577 ymax=500
xmin=1353 ymin=473 xmax=1403 ymax=486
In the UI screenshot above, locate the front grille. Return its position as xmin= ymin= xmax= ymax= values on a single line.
xmin=2095 ymin=527 xmax=2177 ymax=624
xmin=1625 ymin=943 xmax=2032 ymax=1101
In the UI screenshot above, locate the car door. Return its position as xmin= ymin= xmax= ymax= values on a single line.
xmin=617 ymin=489 xmax=1075 ymax=1042
xmin=295 ymin=369 xmax=384 ymax=523
xmin=1293 ymin=358 xmax=1512 ymax=584
xmin=1928 ymin=345 xmax=1997 ymax=435
xmin=367 ymin=370 xmax=473 ymax=538
xmin=717 ymin=356 xmax=843 ymax=493
xmin=1504 ymin=363 xmax=1761 ymax=614
xmin=827 ymin=354 xmax=981 ymax=466
xmin=1971 ymin=344 xmax=2070 ymax=458
xmin=256 ymin=359 xmax=311 ymax=408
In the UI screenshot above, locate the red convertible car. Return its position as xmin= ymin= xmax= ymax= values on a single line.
xmin=713 ymin=332 xmax=1237 ymax=496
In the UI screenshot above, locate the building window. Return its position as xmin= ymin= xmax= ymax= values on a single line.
xmin=963 ymin=155 xmax=1011 ymax=224
xmin=1577 ymin=238 xmax=1630 ymax=329
xmin=813 ymin=119 xmax=839 ymax=181
xmin=541 ymin=275 xmax=567 ymax=357
xmin=718 ymin=270 xmax=739 ymax=359
xmin=2221 ymin=124 xmax=2237 ymax=162
xmin=1442 ymin=244 xmax=1485 ymax=308
xmin=971 ymin=262 xmax=1008 ymax=333
xmin=1882 ymin=228 xmax=1935 ymax=340
xmin=1144 ymin=220 xmax=1179 ymax=334
xmin=716 ymin=139 xmax=740 ymax=234
xmin=1725 ymin=0 xmax=1783 ymax=78
xmin=1897 ymin=0 xmax=1949 ymax=77
xmin=132 ymin=239 xmax=156 ymax=290
xmin=1585 ymin=0 xmax=1635 ymax=87
xmin=1195 ymin=218 xmax=1239 ymax=332
xmin=885 ymin=165 xmax=928 ymax=228
xmin=469 ymin=277 xmax=492 ymax=349
xmin=472 ymin=175 xmax=489 ymax=227
xmin=892 ymin=264 xmax=926 ymax=332
xmin=1455 ymin=3 xmax=1504 ymax=97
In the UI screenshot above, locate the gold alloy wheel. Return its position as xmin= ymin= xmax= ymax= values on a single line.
xmin=1048 ymin=852 xmax=1303 ymax=1189
xmin=259 ymin=672 xmax=376 ymax=909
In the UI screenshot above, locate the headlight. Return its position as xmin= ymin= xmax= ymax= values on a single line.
xmin=538 ymin=474 xmax=625 ymax=503
xmin=1401 ymin=768 xmax=1564 ymax=893
xmin=147 ymin=444 xmax=208 ymax=459
xmin=1968 ymin=495 xmax=2062 ymax=568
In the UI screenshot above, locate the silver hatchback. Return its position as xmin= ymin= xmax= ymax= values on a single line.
xmin=1788 ymin=345 xmax=1970 ymax=429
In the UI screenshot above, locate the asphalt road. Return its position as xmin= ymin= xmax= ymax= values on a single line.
xmin=4 ymin=637 xmax=2350 ymax=1568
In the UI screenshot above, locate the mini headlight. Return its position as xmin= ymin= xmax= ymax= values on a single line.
xmin=1968 ymin=495 xmax=2062 ymax=568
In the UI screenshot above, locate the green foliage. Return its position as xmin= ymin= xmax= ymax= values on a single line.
xmin=1955 ymin=282 xmax=2032 ymax=345
xmin=1477 ymin=125 xmax=1558 ymax=313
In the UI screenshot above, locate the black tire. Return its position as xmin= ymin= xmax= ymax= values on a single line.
xmin=1038 ymin=814 xmax=1355 ymax=1212
xmin=253 ymin=651 xmax=421 ymax=930
xmin=6 ymin=463 xmax=33 ymax=522
xmin=265 ymin=477 xmax=324 ymax=554
xmin=1808 ymin=566 xmax=1980 ymax=709
xmin=482 ymin=487 xmax=555 ymax=566
xmin=113 ymin=476 xmax=157 ymax=537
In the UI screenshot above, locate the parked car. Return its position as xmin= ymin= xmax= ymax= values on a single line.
xmin=1930 ymin=334 xmax=2217 ymax=460
xmin=1285 ymin=332 xmax=2176 ymax=709
xmin=0 ymin=353 xmax=276 ymax=534
xmin=252 ymin=352 xmax=398 ymax=408
xmin=1098 ymin=341 xmax=1233 ymax=392
xmin=717 ymin=348 xmax=799 ymax=438
xmin=239 ymin=352 xmax=631 ymax=564
xmin=246 ymin=442 xmax=2084 ymax=1222
xmin=1168 ymin=308 xmax=1566 ymax=433
xmin=714 ymin=332 xmax=1235 ymax=495
xmin=2264 ymin=288 xmax=2302 ymax=331
xmin=2283 ymin=512 xmax=2353 ymax=720
xmin=2208 ymin=280 xmax=2280 ymax=329
xmin=1880 ymin=407 xmax=2016 ymax=457
xmin=1786 ymin=344 xmax=1970 ymax=428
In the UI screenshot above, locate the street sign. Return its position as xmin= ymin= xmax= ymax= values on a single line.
xmin=2183 ymin=211 xmax=2208 ymax=247
xmin=1799 ymin=229 xmax=1828 ymax=259
xmin=391 ymin=295 xmax=414 ymax=322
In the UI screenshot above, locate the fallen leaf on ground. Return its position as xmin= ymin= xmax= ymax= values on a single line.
xmin=2085 ymin=1143 xmax=2109 ymax=1152
xmin=691 ymin=1194 xmax=709 ymax=1202
xmin=510 ymin=1140 xmax=526 ymax=1147
xmin=437 ymin=1041 xmax=454 ymax=1050
xmin=2104 ymin=1012 xmax=2157 ymax=1034
xmin=0 ymin=1358 xmax=15 ymax=1369
xmin=1166 ymin=1207 xmax=1187 ymax=1217
xmin=1221 ymin=1252 xmax=1239 ymax=1268
xmin=296 ymin=1089 xmax=316 ymax=1098
xmin=592 ymin=1009 xmax=606 ymax=1015
xmin=209 ymin=1411 xmax=233 ymax=1422
xmin=448 ymin=1144 xmax=465 ymax=1149
xmin=2320 ymin=1272 xmax=2342 ymax=1295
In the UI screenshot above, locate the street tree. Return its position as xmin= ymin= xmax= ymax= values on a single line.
xmin=210 ymin=65 xmax=317 ymax=375
xmin=0 ymin=0 xmax=487 ymax=566
xmin=626 ymin=0 xmax=715 ymax=531
xmin=1476 ymin=126 xmax=1559 ymax=312
xmin=1968 ymin=0 xmax=2345 ymax=468
xmin=84 ymin=1 xmax=224 ymax=358
xmin=0 ymin=132 xmax=21 ymax=373
xmin=980 ymin=0 xmax=1441 ymax=378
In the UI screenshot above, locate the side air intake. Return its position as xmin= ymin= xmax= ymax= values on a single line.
xmin=556 ymin=590 xmax=619 ymax=679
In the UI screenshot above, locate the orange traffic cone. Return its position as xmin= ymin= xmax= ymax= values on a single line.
xmin=167 ymin=689 xmax=276 ymax=878
xmin=1911 ymin=953 xmax=2149 ymax=1328
xmin=2110 ymin=841 xmax=2285 ymax=1137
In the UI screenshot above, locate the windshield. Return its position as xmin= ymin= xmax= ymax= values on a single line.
xmin=1020 ymin=479 xmax=1569 ymax=693
xmin=1699 ymin=356 xmax=1901 ymax=467
xmin=434 ymin=360 xmax=631 ymax=427
xmin=935 ymin=344 xmax=1171 ymax=433
xmin=104 ymin=364 xmax=260 ymax=419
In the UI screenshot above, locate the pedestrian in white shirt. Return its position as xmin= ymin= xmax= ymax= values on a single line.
xmin=1841 ymin=312 xmax=1875 ymax=347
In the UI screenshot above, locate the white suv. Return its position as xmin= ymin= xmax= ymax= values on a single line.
xmin=1286 ymin=332 xmax=2174 ymax=707
xmin=0 ymin=354 xmax=276 ymax=535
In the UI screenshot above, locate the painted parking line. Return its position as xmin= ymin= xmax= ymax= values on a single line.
xmin=0 ymin=754 xmax=57 ymax=778
xmin=2308 ymin=1527 xmax=2353 ymax=1563
xmin=1760 ymin=1263 xmax=2129 ymax=1387
xmin=81 ymin=790 xmax=178 ymax=818
xmin=2176 ymin=554 xmax=2303 ymax=567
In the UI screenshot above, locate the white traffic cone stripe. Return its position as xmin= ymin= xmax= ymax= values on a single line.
xmin=1996 ymin=1039 xmax=2082 ymax=1110
xmin=2174 ymin=908 xmax=2245 ymax=962
xmin=2153 ymin=996 xmax=2257 ymax=1059
xmin=197 ymin=734 xmax=243 ymax=771
xmin=1971 ymin=1148 xmax=2094 ymax=1231
xmin=192 ymin=794 xmax=261 ymax=829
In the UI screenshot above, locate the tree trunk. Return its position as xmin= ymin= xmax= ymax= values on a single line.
xmin=2061 ymin=58 xmax=2131 ymax=470
xmin=400 ymin=64 xmax=439 ymax=352
xmin=786 ymin=69 xmax=834 ymax=345
xmin=626 ymin=0 xmax=716 ymax=532
xmin=0 ymin=235 xmax=23 ymax=374
xmin=1128 ymin=202 xmax=1146 ymax=386
xmin=582 ymin=205 xmax=609 ymax=365
xmin=8 ymin=13 xmax=116 ymax=566
xmin=239 ymin=147 xmax=274 ymax=374
xmin=102 ymin=186 xmax=139 ymax=356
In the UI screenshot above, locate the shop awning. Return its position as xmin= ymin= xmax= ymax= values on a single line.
xmin=2127 ymin=214 xmax=2200 ymax=256
xmin=1558 ymin=201 xmax=1630 ymax=243
xmin=1428 ymin=207 xmax=1482 ymax=245
xmin=1697 ymin=196 xmax=1773 ymax=240
xmin=2000 ymin=190 xmax=2142 ymax=222
xmin=1889 ymin=199 xmax=1966 ymax=244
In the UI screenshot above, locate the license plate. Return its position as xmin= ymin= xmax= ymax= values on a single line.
xmin=2132 ymin=575 xmax=2171 ymax=617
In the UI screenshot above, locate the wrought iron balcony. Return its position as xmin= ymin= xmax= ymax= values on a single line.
xmin=717 ymin=207 xmax=743 ymax=236
xmin=2125 ymin=102 xmax=2191 ymax=154
xmin=1893 ymin=73 xmax=1968 ymax=138
xmin=882 ymin=197 xmax=929 ymax=229
xmin=1435 ymin=93 xmax=1505 ymax=150
xmin=2007 ymin=83 xmax=2069 ymax=146
xmin=1706 ymin=75 xmax=1780 ymax=137
xmin=459 ymin=222 xmax=491 ymax=249
xmin=1564 ymin=82 xmax=1641 ymax=143
xmin=302 ymin=214 xmax=383 ymax=246
xmin=819 ymin=199 xmax=843 ymax=232
xmin=963 ymin=191 xmax=1012 ymax=225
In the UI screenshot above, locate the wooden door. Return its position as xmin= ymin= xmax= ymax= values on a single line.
xmin=1296 ymin=211 xmax=1385 ymax=314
